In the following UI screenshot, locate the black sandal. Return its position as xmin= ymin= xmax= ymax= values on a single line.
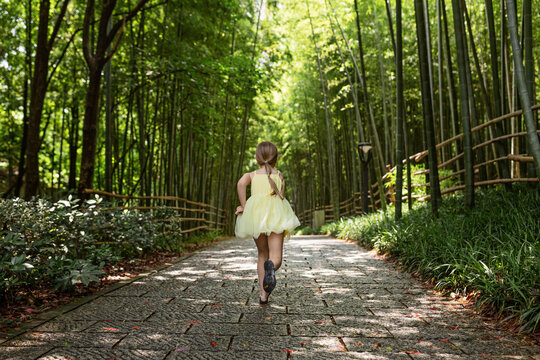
xmin=259 ymin=294 xmax=269 ymax=305
xmin=263 ymin=260 xmax=276 ymax=293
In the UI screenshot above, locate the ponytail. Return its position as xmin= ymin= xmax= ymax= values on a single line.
xmin=264 ymin=161 xmax=284 ymax=200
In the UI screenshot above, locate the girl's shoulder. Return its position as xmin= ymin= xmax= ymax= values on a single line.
xmin=253 ymin=168 xmax=281 ymax=175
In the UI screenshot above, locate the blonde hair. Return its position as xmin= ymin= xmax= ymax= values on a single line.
xmin=255 ymin=141 xmax=284 ymax=200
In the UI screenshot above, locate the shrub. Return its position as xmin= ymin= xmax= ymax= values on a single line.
xmin=295 ymin=226 xmax=315 ymax=235
xmin=0 ymin=196 xmax=182 ymax=300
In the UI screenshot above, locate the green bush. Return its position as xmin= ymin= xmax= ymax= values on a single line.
xmin=295 ymin=226 xmax=315 ymax=235
xmin=0 ymin=196 xmax=182 ymax=300
xmin=326 ymin=185 xmax=540 ymax=333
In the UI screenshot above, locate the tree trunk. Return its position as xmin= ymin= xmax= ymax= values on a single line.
xmin=25 ymin=0 xmax=69 ymax=199
xmin=78 ymin=0 xmax=149 ymax=197
xmin=441 ymin=0 xmax=461 ymax=170
xmin=506 ymin=0 xmax=540 ymax=175
xmin=104 ymin=16 xmax=113 ymax=193
xmin=352 ymin=0 xmax=386 ymax=177
xmin=68 ymin=75 xmax=79 ymax=190
xmin=79 ymin=69 xmax=103 ymax=193
xmin=451 ymin=0 xmax=475 ymax=208
xmin=414 ymin=0 xmax=440 ymax=216
xmin=521 ymin=0 xmax=536 ymax=179
xmin=307 ymin=0 xmax=339 ymax=219
xmin=395 ymin=0 xmax=405 ymax=220
xmin=14 ymin=0 xmax=33 ymax=197
xmin=483 ymin=0 xmax=511 ymax=182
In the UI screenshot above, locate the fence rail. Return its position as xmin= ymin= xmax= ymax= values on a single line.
xmin=298 ymin=105 xmax=540 ymax=226
xmin=83 ymin=189 xmax=227 ymax=234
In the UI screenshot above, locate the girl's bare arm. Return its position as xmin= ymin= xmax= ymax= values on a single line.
xmin=279 ymin=172 xmax=285 ymax=195
xmin=237 ymin=173 xmax=251 ymax=208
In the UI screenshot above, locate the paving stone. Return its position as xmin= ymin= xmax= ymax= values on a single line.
xmin=341 ymin=337 xmax=464 ymax=355
xmin=290 ymin=324 xmax=392 ymax=337
xmin=290 ymin=351 xmax=411 ymax=359
xmin=386 ymin=326 xmax=495 ymax=341
xmin=37 ymin=347 xmax=168 ymax=359
xmin=408 ymin=353 xmax=532 ymax=359
xmin=0 ymin=346 xmax=54 ymax=360
xmin=146 ymin=310 xmax=241 ymax=323
xmin=239 ymin=313 xmax=331 ymax=325
xmin=333 ymin=315 xmax=427 ymax=328
xmin=187 ymin=323 xmax=287 ymax=336
xmin=2 ymin=332 xmax=123 ymax=348
xmin=101 ymin=284 xmax=153 ymax=297
xmin=116 ymin=334 xmax=230 ymax=351
xmin=82 ymin=320 xmax=190 ymax=334
xmin=33 ymin=320 xmax=96 ymax=332
xmin=62 ymin=306 xmax=154 ymax=321
xmin=230 ymin=335 xmax=343 ymax=352
xmin=451 ymin=339 xmax=540 ymax=356
xmin=165 ymin=351 xmax=287 ymax=359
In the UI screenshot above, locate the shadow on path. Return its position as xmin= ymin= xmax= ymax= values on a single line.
xmin=1 ymin=235 xmax=538 ymax=359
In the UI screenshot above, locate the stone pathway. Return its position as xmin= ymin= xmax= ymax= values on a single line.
xmin=1 ymin=235 xmax=538 ymax=359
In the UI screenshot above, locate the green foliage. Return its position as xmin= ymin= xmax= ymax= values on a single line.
xmin=326 ymin=185 xmax=540 ymax=333
xmin=319 ymin=222 xmax=340 ymax=236
xmin=184 ymin=230 xmax=224 ymax=248
xmin=384 ymin=163 xmax=459 ymax=197
xmin=295 ymin=226 xmax=316 ymax=235
xmin=0 ymin=195 xmax=182 ymax=299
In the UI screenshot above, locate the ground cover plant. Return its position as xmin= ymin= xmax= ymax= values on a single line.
xmin=322 ymin=185 xmax=540 ymax=333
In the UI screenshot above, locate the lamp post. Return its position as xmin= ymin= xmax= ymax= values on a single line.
xmin=358 ymin=142 xmax=373 ymax=213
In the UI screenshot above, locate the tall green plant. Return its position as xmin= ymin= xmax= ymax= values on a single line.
xmin=505 ymin=0 xmax=540 ymax=176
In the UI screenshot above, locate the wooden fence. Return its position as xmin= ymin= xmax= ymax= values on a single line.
xmin=298 ymin=105 xmax=540 ymax=226
xmin=83 ymin=189 xmax=227 ymax=234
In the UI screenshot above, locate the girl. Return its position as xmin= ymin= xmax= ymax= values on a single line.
xmin=235 ymin=141 xmax=300 ymax=304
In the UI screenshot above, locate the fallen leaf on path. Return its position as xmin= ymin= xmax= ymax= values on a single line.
xmin=103 ymin=327 xmax=118 ymax=331
xmin=210 ymin=341 xmax=218 ymax=347
xmin=374 ymin=343 xmax=381 ymax=348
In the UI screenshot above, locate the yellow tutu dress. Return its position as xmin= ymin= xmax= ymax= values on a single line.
xmin=235 ymin=172 xmax=300 ymax=240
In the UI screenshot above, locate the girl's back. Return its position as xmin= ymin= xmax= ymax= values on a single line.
xmin=251 ymin=173 xmax=282 ymax=196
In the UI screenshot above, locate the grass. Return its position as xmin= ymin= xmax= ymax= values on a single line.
xmin=323 ymin=185 xmax=540 ymax=333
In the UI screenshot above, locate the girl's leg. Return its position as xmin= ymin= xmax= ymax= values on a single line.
xmin=268 ymin=232 xmax=284 ymax=270
xmin=253 ymin=234 xmax=269 ymax=297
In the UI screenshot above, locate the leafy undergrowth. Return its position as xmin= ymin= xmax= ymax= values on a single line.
xmin=323 ymin=185 xmax=540 ymax=334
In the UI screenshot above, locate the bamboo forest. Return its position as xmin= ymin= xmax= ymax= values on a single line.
xmin=1 ymin=0 xmax=540 ymax=355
